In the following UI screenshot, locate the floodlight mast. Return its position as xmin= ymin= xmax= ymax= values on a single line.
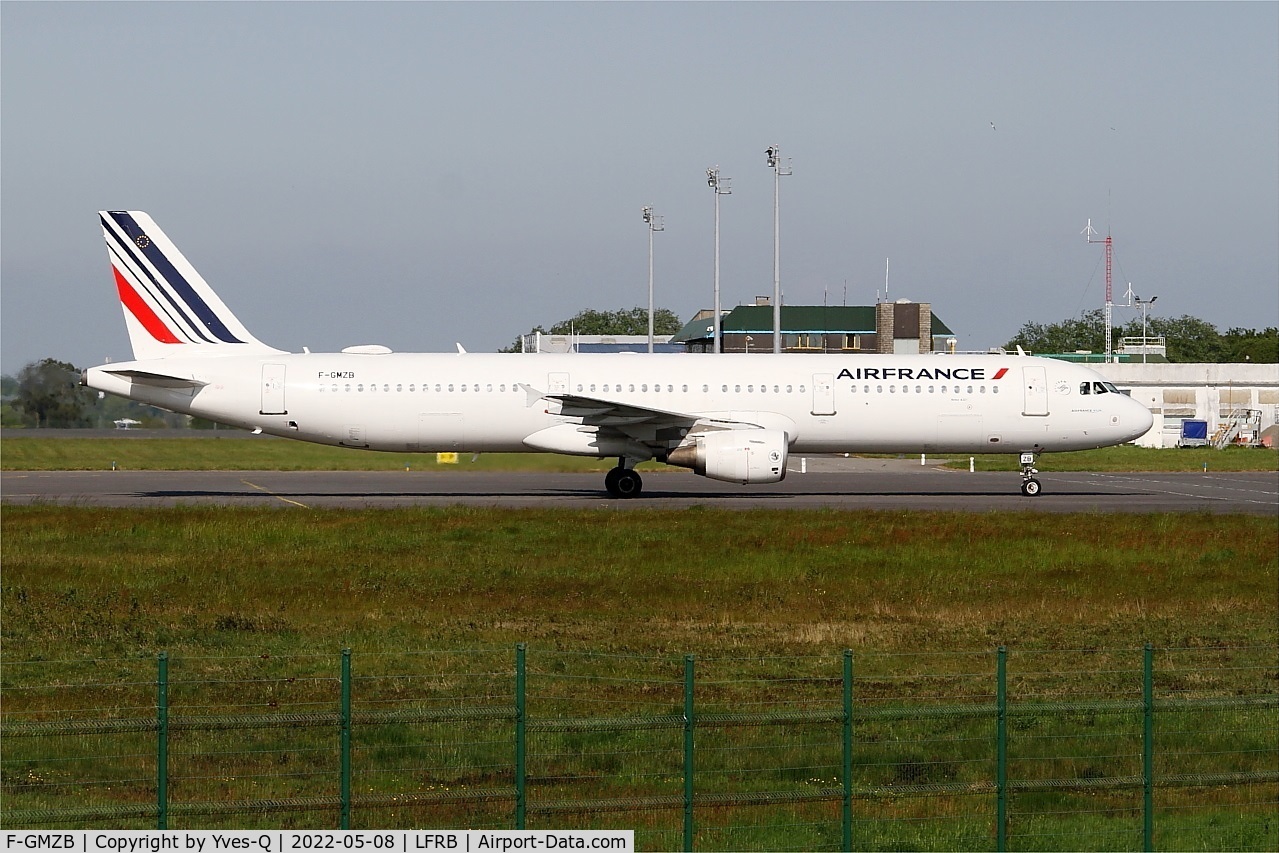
xmin=642 ymin=206 xmax=664 ymax=354
xmin=707 ymin=166 xmax=731 ymax=354
xmin=1134 ymin=294 xmax=1158 ymax=364
xmin=766 ymin=146 xmax=792 ymax=353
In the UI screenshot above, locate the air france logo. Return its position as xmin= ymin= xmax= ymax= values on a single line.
xmin=836 ymin=366 xmax=1009 ymax=381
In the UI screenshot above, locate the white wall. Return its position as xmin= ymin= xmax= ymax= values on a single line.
xmin=1095 ymin=363 xmax=1279 ymax=448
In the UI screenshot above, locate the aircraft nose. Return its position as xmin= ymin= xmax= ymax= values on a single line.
xmin=1123 ymin=398 xmax=1155 ymax=441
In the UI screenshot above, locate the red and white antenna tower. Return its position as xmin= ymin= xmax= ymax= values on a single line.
xmin=1083 ymin=219 xmax=1114 ymax=361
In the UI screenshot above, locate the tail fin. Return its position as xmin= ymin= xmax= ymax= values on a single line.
xmin=100 ymin=210 xmax=283 ymax=360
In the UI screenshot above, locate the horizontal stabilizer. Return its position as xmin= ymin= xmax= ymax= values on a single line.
xmin=102 ymin=368 xmax=208 ymax=389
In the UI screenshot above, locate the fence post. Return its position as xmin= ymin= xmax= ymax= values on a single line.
xmin=515 ymin=643 xmax=527 ymax=830
xmin=1143 ymin=644 xmax=1154 ymax=852
xmin=340 ymin=649 xmax=352 ymax=830
xmin=157 ymin=651 xmax=168 ymax=830
xmin=996 ymin=646 xmax=1008 ymax=853
xmin=842 ymin=649 xmax=853 ymax=853
xmin=683 ymin=654 xmax=695 ymax=852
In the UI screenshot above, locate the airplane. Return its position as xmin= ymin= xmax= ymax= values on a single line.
xmin=82 ymin=211 xmax=1155 ymax=498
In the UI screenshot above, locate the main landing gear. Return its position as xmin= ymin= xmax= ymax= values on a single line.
xmin=604 ymin=459 xmax=643 ymax=499
xmin=1019 ymin=452 xmax=1042 ymax=497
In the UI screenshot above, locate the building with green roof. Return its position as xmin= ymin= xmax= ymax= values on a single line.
xmin=671 ymin=301 xmax=956 ymax=354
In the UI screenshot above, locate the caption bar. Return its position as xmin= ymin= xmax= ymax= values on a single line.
xmin=4 ymin=833 xmax=632 ymax=853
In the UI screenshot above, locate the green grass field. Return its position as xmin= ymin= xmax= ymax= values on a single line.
xmin=2 ymin=434 xmax=1276 ymax=471
xmin=4 ymin=506 xmax=1274 ymax=660
xmin=2 ymin=507 xmax=1276 ymax=844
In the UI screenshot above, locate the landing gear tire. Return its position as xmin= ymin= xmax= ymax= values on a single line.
xmin=605 ymin=467 xmax=643 ymax=499
xmin=1018 ymin=451 xmax=1042 ymax=497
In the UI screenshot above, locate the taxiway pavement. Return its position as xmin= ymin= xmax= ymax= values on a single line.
xmin=4 ymin=463 xmax=1276 ymax=514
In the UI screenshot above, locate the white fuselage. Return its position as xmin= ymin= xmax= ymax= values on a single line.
xmin=85 ymin=352 xmax=1153 ymax=457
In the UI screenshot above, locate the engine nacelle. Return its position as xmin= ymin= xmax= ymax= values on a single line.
xmin=666 ymin=429 xmax=788 ymax=484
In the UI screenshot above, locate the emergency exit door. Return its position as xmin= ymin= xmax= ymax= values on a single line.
xmin=812 ymin=373 xmax=836 ymax=416
xmin=1022 ymin=366 xmax=1048 ymax=416
xmin=261 ymin=363 xmax=287 ymax=415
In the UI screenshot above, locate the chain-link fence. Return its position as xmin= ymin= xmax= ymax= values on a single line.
xmin=3 ymin=645 xmax=1275 ymax=850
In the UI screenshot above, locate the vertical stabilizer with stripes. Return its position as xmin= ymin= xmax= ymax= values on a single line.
xmin=101 ymin=210 xmax=283 ymax=360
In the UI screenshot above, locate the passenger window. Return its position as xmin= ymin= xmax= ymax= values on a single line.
xmin=357 ymin=384 xmax=364 ymax=392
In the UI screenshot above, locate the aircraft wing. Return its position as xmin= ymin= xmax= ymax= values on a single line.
xmin=519 ymin=384 xmax=771 ymax=432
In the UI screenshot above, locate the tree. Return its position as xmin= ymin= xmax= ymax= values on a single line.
xmin=1007 ymin=312 xmax=1276 ymax=362
xmin=1221 ymin=327 xmax=1279 ymax=363
xmin=1005 ymin=309 xmax=1114 ymax=355
xmin=13 ymin=359 xmax=93 ymax=428
xmin=501 ymin=307 xmax=684 ymax=352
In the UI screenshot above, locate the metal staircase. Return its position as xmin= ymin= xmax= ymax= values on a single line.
xmin=1211 ymin=409 xmax=1263 ymax=449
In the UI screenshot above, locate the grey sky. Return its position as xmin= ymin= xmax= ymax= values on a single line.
xmin=3 ymin=1 xmax=1276 ymax=373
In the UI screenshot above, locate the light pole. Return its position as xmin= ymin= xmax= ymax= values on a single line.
xmin=707 ymin=166 xmax=731 ymax=354
xmin=766 ymin=146 xmax=791 ymax=353
xmin=642 ymin=207 xmax=664 ymax=353
xmin=1135 ymin=295 xmax=1158 ymax=363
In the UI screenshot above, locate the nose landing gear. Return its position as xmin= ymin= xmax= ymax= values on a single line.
xmin=1019 ymin=452 xmax=1042 ymax=497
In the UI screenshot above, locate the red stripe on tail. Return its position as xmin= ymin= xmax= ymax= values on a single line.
xmin=114 ymin=267 xmax=182 ymax=344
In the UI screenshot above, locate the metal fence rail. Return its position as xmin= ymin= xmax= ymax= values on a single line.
xmin=2 ymin=645 xmax=1275 ymax=851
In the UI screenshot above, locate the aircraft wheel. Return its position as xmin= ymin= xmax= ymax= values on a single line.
xmin=605 ymin=467 xmax=643 ymax=499
xmin=1021 ymin=478 xmax=1042 ymax=497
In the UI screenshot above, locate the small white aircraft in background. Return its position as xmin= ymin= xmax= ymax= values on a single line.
xmin=83 ymin=211 xmax=1153 ymax=498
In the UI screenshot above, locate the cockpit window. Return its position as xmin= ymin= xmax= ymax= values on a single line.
xmin=1102 ymin=382 xmax=1120 ymax=394
xmin=1093 ymin=382 xmax=1109 ymax=394
xmin=1080 ymin=382 xmax=1091 ymax=395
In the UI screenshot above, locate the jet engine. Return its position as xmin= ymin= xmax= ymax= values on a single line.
xmin=666 ymin=429 xmax=788 ymax=484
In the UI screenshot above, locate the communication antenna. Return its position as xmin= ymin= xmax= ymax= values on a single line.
xmin=884 ymin=258 xmax=890 ymax=302
xmin=1083 ymin=218 xmax=1114 ymax=361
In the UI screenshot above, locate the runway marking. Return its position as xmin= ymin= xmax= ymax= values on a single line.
xmin=1065 ymin=472 xmax=1279 ymax=507
xmin=240 ymin=479 xmax=311 ymax=509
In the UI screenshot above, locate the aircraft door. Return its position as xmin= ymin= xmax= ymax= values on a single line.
xmin=1022 ymin=366 xmax=1049 ymax=416
xmin=812 ymin=373 xmax=836 ymax=416
xmin=261 ymin=363 xmax=287 ymax=415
